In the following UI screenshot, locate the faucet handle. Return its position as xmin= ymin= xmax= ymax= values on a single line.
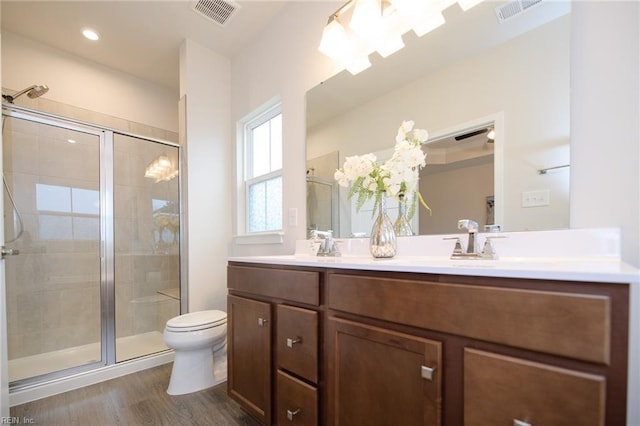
xmin=482 ymin=235 xmax=506 ymax=259
xmin=443 ymin=237 xmax=464 ymax=255
xmin=332 ymin=240 xmax=342 ymax=257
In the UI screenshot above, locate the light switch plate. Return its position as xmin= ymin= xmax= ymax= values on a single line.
xmin=522 ymin=189 xmax=550 ymax=207
xmin=288 ymin=208 xmax=298 ymax=227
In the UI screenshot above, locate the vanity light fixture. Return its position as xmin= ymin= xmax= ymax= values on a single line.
xmin=318 ymin=0 xmax=485 ymax=75
xmin=487 ymin=128 xmax=495 ymax=141
xmin=82 ymin=28 xmax=100 ymax=41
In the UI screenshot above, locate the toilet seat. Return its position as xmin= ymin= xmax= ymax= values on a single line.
xmin=165 ymin=310 xmax=227 ymax=332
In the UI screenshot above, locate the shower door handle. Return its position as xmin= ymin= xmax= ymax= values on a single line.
xmin=1 ymin=247 xmax=19 ymax=259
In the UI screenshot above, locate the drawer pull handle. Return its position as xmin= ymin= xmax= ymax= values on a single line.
xmin=286 ymin=337 xmax=302 ymax=348
xmin=513 ymin=420 xmax=531 ymax=426
xmin=286 ymin=408 xmax=301 ymax=421
xmin=421 ymin=365 xmax=436 ymax=381
xmin=257 ymin=318 xmax=268 ymax=326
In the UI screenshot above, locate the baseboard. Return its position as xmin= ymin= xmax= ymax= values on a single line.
xmin=9 ymin=351 xmax=175 ymax=407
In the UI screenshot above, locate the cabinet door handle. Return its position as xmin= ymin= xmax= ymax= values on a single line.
xmin=257 ymin=318 xmax=268 ymax=326
xmin=421 ymin=365 xmax=436 ymax=381
xmin=513 ymin=420 xmax=531 ymax=426
xmin=286 ymin=337 xmax=302 ymax=348
xmin=286 ymin=408 xmax=301 ymax=421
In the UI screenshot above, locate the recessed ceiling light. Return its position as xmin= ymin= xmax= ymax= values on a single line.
xmin=82 ymin=28 xmax=100 ymax=41
xmin=67 ymin=139 xmax=77 ymax=144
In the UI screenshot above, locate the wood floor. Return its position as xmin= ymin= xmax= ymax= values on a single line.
xmin=10 ymin=363 xmax=260 ymax=426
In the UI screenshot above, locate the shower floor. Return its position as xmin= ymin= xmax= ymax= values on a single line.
xmin=8 ymin=331 xmax=168 ymax=383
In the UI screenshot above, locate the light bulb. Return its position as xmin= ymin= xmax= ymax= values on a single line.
xmin=349 ymin=0 xmax=383 ymax=39
xmin=318 ymin=19 xmax=353 ymax=60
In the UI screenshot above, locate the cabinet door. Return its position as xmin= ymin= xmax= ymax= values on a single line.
xmin=328 ymin=317 xmax=442 ymax=426
xmin=277 ymin=304 xmax=318 ymax=383
xmin=228 ymin=295 xmax=272 ymax=425
xmin=464 ymin=348 xmax=606 ymax=426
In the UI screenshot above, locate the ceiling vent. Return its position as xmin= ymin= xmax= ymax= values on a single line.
xmin=191 ymin=0 xmax=240 ymax=27
xmin=495 ymin=0 xmax=543 ymax=23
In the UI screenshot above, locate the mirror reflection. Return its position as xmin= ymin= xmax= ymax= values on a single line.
xmin=306 ymin=0 xmax=571 ymax=238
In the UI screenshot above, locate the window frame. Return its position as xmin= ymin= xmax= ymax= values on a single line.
xmin=234 ymin=98 xmax=284 ymax=245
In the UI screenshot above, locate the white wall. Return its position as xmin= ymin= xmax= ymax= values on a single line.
xmin=231 ymin=2 xmax=639 ymax=269
xmin=570 ymin=1 xmax=639 ymax=267
xmin=179 ymin=39 xmax=231 ymax=312
xmin=2 ymin=32 xmax=178 ymax=132
xmin=229 ymin=1 xmax=341 ymax=256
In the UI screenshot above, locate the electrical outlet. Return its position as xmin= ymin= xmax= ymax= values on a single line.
xmin=522 ymin=189 xmax=550 ymax=207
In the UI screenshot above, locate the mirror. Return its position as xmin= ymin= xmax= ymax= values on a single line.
xmin=306 ymin=1 xmax=571 ymax=238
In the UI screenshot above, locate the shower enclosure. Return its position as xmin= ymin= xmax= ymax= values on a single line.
xmin=2 ymin=105 xmax=182 ymax=386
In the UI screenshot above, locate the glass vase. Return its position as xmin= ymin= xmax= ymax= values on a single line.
xmin=394 ymin=193 xmax=414 ymax=237
xmin=369 ymin=193 xmax=397 ymax=258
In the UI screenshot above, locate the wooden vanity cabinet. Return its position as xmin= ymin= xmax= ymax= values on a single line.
xmin=228 ymin=263 xmax=629 ymax=425
xmin=227 ymin=263 xmax=322 ymax=426
xmin=326 ymin=270 xmax=628 ymax=426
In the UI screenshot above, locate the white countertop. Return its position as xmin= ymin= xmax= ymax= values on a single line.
xmin=227 ymin=228 xmax=639 ymax=284
xmin=227 ymin=254 xmax=639 ymax=284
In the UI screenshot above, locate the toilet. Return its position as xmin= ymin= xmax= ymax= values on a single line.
xmin=163 ymin=310 xmax=227 ymax=395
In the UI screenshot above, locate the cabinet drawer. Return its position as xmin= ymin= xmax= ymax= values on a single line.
xmin=277 ymin=370 xmax=317 ymax=426
xmin=328 ymin=273 xmax=610 ymax=363
xmin=228 ymin=264 xmax=320 ymax=306
xmin=277 ymin=305 xmax=318 ymax=383
xmin=464 ymin=348 xmax=605 ymax=426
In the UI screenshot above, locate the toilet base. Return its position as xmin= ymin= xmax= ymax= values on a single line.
xmin=167 ymin=347 xmax=215 ymax=395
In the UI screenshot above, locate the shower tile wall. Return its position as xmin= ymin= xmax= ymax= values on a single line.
xmin=3 ymin=101 xmax=180 ymax=367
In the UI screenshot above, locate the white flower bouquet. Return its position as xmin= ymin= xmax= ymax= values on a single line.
xmin=334 ymin=120 xmax=431 ymax=218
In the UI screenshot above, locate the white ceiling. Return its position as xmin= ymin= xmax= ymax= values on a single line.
xmin=1 ymin=1 xmax=288 ymax=90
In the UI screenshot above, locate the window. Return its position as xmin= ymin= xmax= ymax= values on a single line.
xmin=243 ymin=103 xmax=283 ymax=234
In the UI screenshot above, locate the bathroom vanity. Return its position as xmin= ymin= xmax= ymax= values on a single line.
xmin=227 ymin=230 xmax=638 ymax=426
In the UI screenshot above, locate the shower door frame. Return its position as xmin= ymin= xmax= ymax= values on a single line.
xmin=1 ymin=104 xmax=186 ymax=390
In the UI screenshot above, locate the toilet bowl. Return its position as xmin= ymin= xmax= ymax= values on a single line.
xmin=163 ymin=310 xmax=227 ymax=395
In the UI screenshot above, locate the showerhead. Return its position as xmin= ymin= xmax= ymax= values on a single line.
xmin=2 ymin=84 xmax=49 ymax=104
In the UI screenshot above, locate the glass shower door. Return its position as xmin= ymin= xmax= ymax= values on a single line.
xmin=3 ymin=114 xmax=103 ymax=382
xmin=113 ymin=133 xmax=180 ymax=362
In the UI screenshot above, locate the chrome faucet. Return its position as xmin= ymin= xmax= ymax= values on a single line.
xmin=457 ymin=219 xmax=480 ymax=255
xmin=447 ymin=219 xmax=504 ymax=260
xmin=310 ymin=229 xmax=339 ymax=256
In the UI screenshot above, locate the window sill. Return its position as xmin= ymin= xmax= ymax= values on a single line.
xmin=233 ymin=232 xmax=284 ymax=245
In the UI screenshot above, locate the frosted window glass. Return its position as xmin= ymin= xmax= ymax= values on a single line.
xmin=72 ymin=188 xmax=99 ymax=214
xmin=265 ymin=177 xmax=282 ymax=230
xmin=248 ymin=181 xmax=266 ymax=232
xmin=36 ymin=184 xmax=71 ymax=212
xmin=248 ymin=176 xmax=282 ymax=232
